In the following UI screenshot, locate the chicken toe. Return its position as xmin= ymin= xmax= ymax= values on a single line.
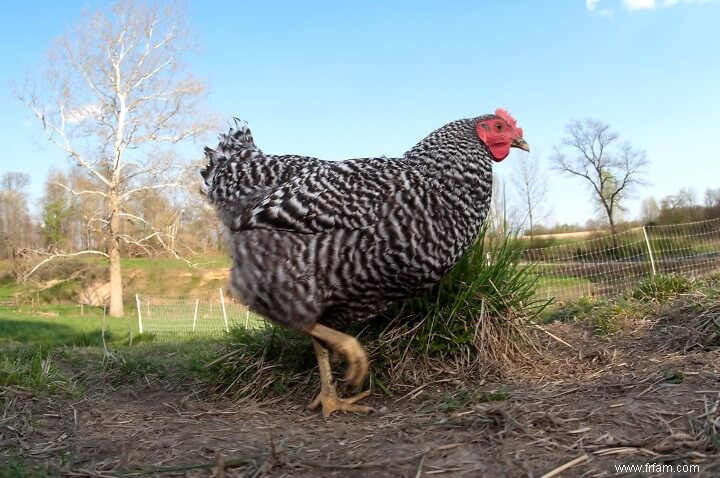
xmin=308 ymin=338 xmax=374 ymax=418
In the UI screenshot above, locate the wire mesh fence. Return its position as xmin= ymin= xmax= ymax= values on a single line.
xmin=135 ymin=218 xmax=720 ymax=338
xmin=525 ymin=218 xmax=720 ymax=303
xmin=135 ymin=289 xmax=267 ymax=340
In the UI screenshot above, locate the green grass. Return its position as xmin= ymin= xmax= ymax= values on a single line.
xmin=542 ymin=273 xmax=720 ymax=337
xmin=0 ymin=304 xmax=222 ymax=395
xmin=0 ymin=305 xmax=129 ymax=394
xmin=120 ymin=256 xmax=230 ymax=270
xmin=0 ymin=271 xmax=25 ymax=298
xmin=539 ymin=274 xmax=717 ymax=336
xmin=121 ymin=257 xmax=231 ymax=300
xmin=0 ymin=456 xmax=59 ymax=478
xmin=97 ymin=340 xmax=220 ymax=385
xmin=633 ymin=273 xmax=692 ymax=302
xmin=0 ymin=306 xmax=133 ymax=348
xmin=0 ymin=347 xmax=81 ymax=396
xmin=542 ymin=296 xmax=650 ymax=336
xmin=535 ymin=273 xmax=594 ymax=290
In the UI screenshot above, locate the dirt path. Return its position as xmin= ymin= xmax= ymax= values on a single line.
xmin=4 ymin=312 xmax=720 ymax=477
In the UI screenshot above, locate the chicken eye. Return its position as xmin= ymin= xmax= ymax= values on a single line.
xmin=495 ymin=122 xmax=504 ymax=131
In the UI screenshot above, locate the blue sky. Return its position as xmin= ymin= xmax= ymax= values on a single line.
xmin=1 ymin=0 xmax=718 ymax=226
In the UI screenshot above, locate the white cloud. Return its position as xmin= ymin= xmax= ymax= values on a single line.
xmin=585 ymin=0 xmax=615 ymax=16
xmin=587 ymin=0 xmax=710 ymax=15
xmin=623 ymin=0 xmax=656 ymax=9
xmin=622 ymin=0 xmax=709 ymax=9
xmin=585 ymin=0 xmax=612 ymax=17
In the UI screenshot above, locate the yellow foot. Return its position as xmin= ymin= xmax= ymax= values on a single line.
xmin=307 ymin=389 xmax=375 ymax=418
xmin=336 ymin=335 xmax=370 ymax=391
xmin=308 ymin=324 xmax=370 ymax=390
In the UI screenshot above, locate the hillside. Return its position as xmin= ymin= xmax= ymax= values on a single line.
xmin=0 ymin=257 xmax=234 ymax=306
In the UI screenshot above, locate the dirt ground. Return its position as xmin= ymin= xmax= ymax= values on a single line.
xmin=3 ymin=304 xmax=720 ymax=477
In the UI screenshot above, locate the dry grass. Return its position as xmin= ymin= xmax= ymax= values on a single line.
xmin=361 ymin=307 xmax=541 ymax=393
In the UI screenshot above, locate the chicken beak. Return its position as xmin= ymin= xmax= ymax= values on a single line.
xmin=511 ymin=137 xmax=530 ymax=152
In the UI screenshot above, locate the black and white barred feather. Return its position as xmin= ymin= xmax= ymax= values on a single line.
xmin=202 ymin=116 xmax=495 ymax=330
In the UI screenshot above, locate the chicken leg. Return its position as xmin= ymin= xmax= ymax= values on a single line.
xmin=307 ymin=324 xmax=374 ymax=418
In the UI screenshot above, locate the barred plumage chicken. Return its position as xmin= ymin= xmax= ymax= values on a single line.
xmin=201 ymin=110 xmax=528 ymax=417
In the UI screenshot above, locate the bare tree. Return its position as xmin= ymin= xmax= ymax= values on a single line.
xmin=705 ymin=187 xmax=720 ymax=219
xmin=552 ymin=119 xmax=648 ymax=235
xmin=511 ymin=153 xmax=548 ymax=242
xmin=488 ymin=174 xmax=521 ymax=235
xmin=21 ymin=0 xmax=215 ymax=316
xmin=639 ymin=196 xmax=660 ymax=224
xmin=658 ymin=187 xmax=704 ymax=223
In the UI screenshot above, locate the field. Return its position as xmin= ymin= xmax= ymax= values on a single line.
xmin=0 ymin=306 xmax=133 ymax=347
xmin=2 ymin=276 xmax=720 ymax=477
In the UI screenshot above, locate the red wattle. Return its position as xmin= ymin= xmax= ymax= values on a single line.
xmin=488 ymin=143 xmax=510 ymax=162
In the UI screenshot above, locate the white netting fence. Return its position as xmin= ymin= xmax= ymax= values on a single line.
xmin=135 ymin=289 xmax=267 ymax=340
xmin=525 ymin=217 xmax=720 ymax=303
xmin=135 ymin=219 xmax=720 ymax=337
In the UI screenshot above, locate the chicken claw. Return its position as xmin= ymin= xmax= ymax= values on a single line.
xmin=308 ymin=337 xmax=374 ymax=418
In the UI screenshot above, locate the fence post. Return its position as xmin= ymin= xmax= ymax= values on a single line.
xmin=192 ymin=298 xmax=199 ymax=332
xmin=245 ymin=308 xmax=250 ymax=329
xmin=219 ymin=288 xmax=229 ymax=333
xmin=642 ymin=226 xmax=657 ymax=276
xmin=136 ymin=294 xmax=143 ymax=334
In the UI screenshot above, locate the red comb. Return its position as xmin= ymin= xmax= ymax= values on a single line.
xmin=495 ymin=108 xmax=517 ymax=127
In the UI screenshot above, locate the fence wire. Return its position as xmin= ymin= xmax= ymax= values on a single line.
xmin=524 ymin=218 xmax=720 ymax=302
xmin=135 ymin=289 xmax=267 ymax=340
xmin=135 ymin=219 xmax=720 ymax=338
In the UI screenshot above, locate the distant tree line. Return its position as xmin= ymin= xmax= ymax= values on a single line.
xmin=640 ymin=187 xmax=720 ymax=226
xmin=0 ymin=172 xmax=42 ymax=259
xmin=528 ymin=185 xmax=720 ymax=238
xmin=0 ymin=167 xmax=225 ymax=262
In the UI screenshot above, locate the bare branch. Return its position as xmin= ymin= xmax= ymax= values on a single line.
xmin=27 ymin=101 xmax=112 ymax=188
xmin=54 ymin=181 xmax=109 ymax=198
xmin=121 ymin=182 xmax=182 ymax=201
xmin=23 ymin=250 xmax=109 ymax=282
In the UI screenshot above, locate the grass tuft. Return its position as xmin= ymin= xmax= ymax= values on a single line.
xmin=543 ymin=296 xmax=652 ymax=337
xmin=205 ymin=324 xmax=317 ymax=400
xmin=0 ymin=347 xmax=80 ymax=396
xmin=0 ymin=456 xmax=56 ymax=478
xmin=633 ymin=273 xmax=692 ymax=302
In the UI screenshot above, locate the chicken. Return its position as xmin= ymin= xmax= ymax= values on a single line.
xmin=201 ymin=110 xmax=529 ymax=417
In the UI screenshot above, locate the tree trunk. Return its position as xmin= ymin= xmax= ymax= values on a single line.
xmin=529 ymin=211 xmax=534 ymax=244
xmin=108 ymin=201 xmax=124 ymax=317
xmin=608 ymin=212 xmax=617 ymax=236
